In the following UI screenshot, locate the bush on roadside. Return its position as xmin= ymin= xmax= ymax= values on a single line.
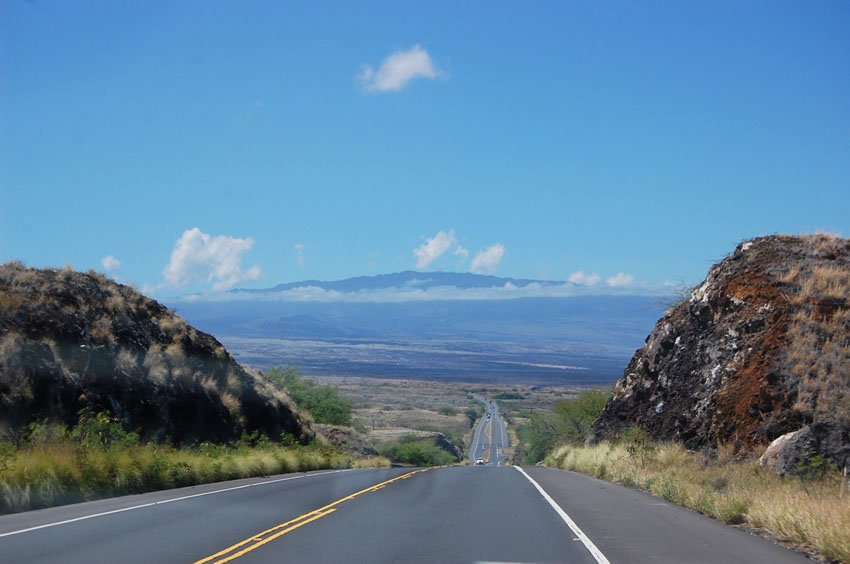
xmin=517 ymin=389 xmax=610 ymax=463
xmin=266 ymin=366 xmax=353 ymax=426
xmin=379 ymin=435 xmax=456 ymax=467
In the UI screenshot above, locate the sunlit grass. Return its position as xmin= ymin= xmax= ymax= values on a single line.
xmin=0 ymin=439 xmax=387 ymax=515
xmin=546 ymin=443 xmax=850 ymax=562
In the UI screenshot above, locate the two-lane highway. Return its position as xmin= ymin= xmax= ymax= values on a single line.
xmin=469 ymin=396 xmax=510 ymax=466
xmin=0 ymin=465 xmax=808 ymax=563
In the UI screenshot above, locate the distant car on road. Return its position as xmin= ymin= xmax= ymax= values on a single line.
xmin=475 ymin=458 xmax=485 ymax=466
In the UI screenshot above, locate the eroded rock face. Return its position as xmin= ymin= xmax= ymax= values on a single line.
xmin=0 ymin=264 xmax=312 ymax=444
xmin=591 ymin=235 xmax=850 ymax=462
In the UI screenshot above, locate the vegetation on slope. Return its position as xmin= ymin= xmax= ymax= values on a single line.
xmin=378 ymin=434 xmax=457 ymax=466
xmin=266 ymin=367 xmax=353 ymax=426
xmin=517 ymin=390 xmax=609 ymax=463
xmin=0 ymin=262 xmax=311 ymax=444
xmin=0 ymin=411 xmax=376 ymax=515
xmin=0 ymin=266 xmax=393 ymax=514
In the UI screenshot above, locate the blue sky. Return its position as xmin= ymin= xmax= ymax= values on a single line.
xmin=2 ymin=1 xmax=848 ymax=297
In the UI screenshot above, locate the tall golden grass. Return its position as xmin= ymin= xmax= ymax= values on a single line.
xmin=0 ymin=439 xmax=388 ymax=515
xmin=546 ymin=442 xmax=850 ymax=562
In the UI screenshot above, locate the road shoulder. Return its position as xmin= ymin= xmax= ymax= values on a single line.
xmin=522 ymin=466 xmax=808 ymax=564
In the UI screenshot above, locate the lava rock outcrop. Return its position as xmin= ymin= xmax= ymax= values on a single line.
xmin=0 ymin=263 xmax=312 ymax=444
xmin=592 ymin=234 xmax=850 ymax=463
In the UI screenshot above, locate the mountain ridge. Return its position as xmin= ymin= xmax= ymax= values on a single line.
xmin=231 ymin=270 xmax=571 ymax=294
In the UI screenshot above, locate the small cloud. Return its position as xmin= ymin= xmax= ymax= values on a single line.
xmin=568 ymin=270 xmax=600 ymax=286
xmin=414 ymin=230 xmax=456 ymax=269
xmin=454 ymin=245 xmax=469 ymax=261
xmin=470 ymin=243 xmax=505 ymax=274
xmin=293 ymin=243 xmax=305 ymax=268
xmin=101 ymin=255 xmax=121 ymax=271
xmin=358 ymin=44 xmax=442 ymax=93
xmin=607 ymin=272 xmax=635 ymax=287
xmin=163 ymin=227 xmax=262 ymax=291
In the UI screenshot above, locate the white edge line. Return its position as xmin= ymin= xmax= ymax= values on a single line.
xmin=0 ymin=469 xmax=350 ymax=539
xmin=514 ymin=466 xmax=610 ymax=564
xmin=470 ymin=416 xmax=484 ymax=463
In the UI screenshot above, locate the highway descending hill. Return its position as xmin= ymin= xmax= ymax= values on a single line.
xmin=469 ymin=397 xmax=510 ymax=466
xmin=0 ymin=466 xmax=806 ymax=563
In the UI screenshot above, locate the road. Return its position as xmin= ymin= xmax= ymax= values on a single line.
xmin=0 ymin=465 xmax=807 ymax=563
xmin=469 ymin=396 xmax=510 ymax=466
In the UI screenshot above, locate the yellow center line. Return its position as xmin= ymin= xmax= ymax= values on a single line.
xmin=193 ymin=469 xmax=429 ymax=564
xmin=212 ymin=509 xmax=336 ymax=564
xmin=484 ymin=418 xmax=493 ymax=463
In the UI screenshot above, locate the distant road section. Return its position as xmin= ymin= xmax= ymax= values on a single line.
xmin=0 ymin=466 xmax=808 ymax=563
xmin=469 ymin=395 xmax=510 ymax=466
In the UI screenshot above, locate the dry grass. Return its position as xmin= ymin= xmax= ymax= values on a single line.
xmin=547 ymin=443 xmax=850 ymax=562
xmin=355 ymin=407 xmax=470 ymax=436
xmin=0 ymin=438 xmax=375 ymax=515
xmin=353 ymin=456 xmax=392 ymax=468
xmin=800 ymin=265 xmax=850 ymax=300
xmin=785 ymin=301 xmax=850 ymax=425
xmin=774 ymin=243 xmax=850 ymax=425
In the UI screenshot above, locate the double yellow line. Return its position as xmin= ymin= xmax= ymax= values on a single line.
xmin=194 ymin=469 xmax=428 ymax=564
xmin=483 ymin=417 xmax=494 ymax=463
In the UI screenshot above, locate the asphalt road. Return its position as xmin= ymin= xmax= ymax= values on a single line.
xmin=0 ymin=465 xmax=807 ymax=563
xmin=469 ymin=397 xmax=510 ymax=466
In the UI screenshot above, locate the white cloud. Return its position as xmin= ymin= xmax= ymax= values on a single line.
xmin=293 ymin=243 xmax=305 ymax=268
xmin=179 ymin=279 xmax=673 ymax=304
xmin=358 ymin=44 xmax=441 ymax=93
xmin=101 ymin=255 xmax=121 ymax=271
xmin=568 ymin=270 xmax=600 ymax=286
xmin=454 ymin=245 xmax=469 ymax=261
xmin=414 ymin=230 xmax=456 ymax=269
xmin=163 ymin=228 xmax=262 ymax=291
xmin=182 ymin=281 xmax=581 ymax=304
xmin=607 ymin=272 xmax=635 ymax=287
xmin=470 ymin=243 xmax=505 ymax=274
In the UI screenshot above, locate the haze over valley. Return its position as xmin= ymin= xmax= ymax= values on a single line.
xmin=172 ymin=271 xmax=668 ymax=384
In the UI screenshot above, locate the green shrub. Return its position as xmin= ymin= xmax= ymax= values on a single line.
xmin=551 ymin=389 xmax=610 ymax=444
xmin=795 ymin=451 xmax=835 ymax=481
xmin=518 ymin=412 xmax=557 ymax=463
xmin=266 ymin=367 xmax=352 ymax=426
xmin=517 ymin=389 xmax=611 ymax=463
xmin=379 ymin=435 xmax=456 ymax=466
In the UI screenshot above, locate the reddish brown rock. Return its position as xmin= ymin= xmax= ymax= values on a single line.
xmin=592 ymin=234 xmax=850 ymax=465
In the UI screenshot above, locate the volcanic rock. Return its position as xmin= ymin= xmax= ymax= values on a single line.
xmin=591 ymin=234 xmax=850 ymax=467
xmin=0 ymin=263 xmax=312 ymax=444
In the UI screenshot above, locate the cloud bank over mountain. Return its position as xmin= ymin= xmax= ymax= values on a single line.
xmin=176 ymin=271 xmax=673 ymax=303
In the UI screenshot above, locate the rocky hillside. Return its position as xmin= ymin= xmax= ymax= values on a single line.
xmin=0 ymin=263 xmax=312 ymax=444
xmin=592 ymin=234 xmax=850 ymax=470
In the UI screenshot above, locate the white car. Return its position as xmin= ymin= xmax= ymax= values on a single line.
xmin=475 ymin=458 xmax=485 ymax=466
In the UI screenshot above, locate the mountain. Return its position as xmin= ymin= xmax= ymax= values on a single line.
xmin=0 ymin=263 xmax=312 ymax=444
xmin=232 ymin=271 xmax=570 ymax=294
xmin=591 ymin=234 xmax=850 ymax=474
xmin=172 ymin=271 xmax=669 ymax=385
